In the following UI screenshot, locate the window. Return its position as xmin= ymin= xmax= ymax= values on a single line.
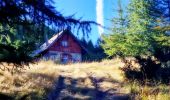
xmin=61 ymin=40 xmax=68 ymax=47
xmin=62 ymin=55 xmax=69 ymax=64
xmin=61 ymin=53 xmax=72 ymax=64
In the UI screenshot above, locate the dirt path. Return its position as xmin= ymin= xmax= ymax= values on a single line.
xmin=47 ymin=65 xmax=130 ymax=100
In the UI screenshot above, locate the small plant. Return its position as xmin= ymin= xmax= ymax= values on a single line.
xmin=126 ymin=80 xmax=170 ymax=100
xmin=0 ymin=34 xmax=35 ymax=72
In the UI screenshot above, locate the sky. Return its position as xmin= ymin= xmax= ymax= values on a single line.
xmin=54 ymin=0 xmax=129 ymax=44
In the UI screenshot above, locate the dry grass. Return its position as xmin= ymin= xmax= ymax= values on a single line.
xmin=125 ymin=81 xmax=170 ymax=100
xmin=0 ymin=61 xmax=59 ymax=99
xmin=0 ymin=58 xmax=126 ymax=99
xmin=0 ymin=58 xmax=169 ymax=100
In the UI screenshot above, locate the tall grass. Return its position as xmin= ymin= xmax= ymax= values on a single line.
xmin=0 ymin=59 xmax=125 ymax=99
xmin=0 ymin=59 xmax=169 ymax=99
xmin=124 ymin=80 xmax=170 ymax=100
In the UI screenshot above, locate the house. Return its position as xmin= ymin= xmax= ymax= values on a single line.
xmin=32 ymin=29 xmax=87 ymax=63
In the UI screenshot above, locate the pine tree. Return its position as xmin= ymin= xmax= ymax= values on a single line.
xmin=102 ymin=0 xmax=128 ymax=57
xmin=0 ymin=0 xmax=98 ymax=68
xmin=102 ymin=0 xmax=170 ymax=58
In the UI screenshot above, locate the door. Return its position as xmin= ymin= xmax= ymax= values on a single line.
xmin=61 ymin=53 xmax=72 ymax=64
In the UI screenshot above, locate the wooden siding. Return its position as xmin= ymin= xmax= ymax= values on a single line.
xmin=48 ymin=32 xmax=82 ymax=53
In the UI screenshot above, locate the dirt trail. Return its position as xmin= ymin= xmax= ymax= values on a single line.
xmin=47 ymin=64 xmax=130 ymax=100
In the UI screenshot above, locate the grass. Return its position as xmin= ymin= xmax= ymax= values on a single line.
xmin=0 ymin=59 xmax=126 ymax=99
xmin=124 ymin=81 xmax=170 ymax=100
xmin=0 ymin=58 xmax=169 ymax=100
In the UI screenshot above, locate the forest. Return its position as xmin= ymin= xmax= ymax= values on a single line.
xmin=0 ymin=0 xmax=170 ymax=100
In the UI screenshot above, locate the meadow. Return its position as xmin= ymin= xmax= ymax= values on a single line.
xmin=0 ymin=59 xmax=169 ymax=100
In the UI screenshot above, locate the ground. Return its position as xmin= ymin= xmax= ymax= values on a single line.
xmin=0 ymin=59 xmax=169 ymax=100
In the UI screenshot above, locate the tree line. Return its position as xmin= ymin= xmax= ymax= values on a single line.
xmin=102 ymin=0 xmax=170 ymax=82
xmin=0 ymin=0 xmax=98 ymax=68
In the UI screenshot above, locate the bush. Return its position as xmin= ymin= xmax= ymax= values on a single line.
xmin=0 ymin=35 xmax=35 ymax=71
xmin=121 ymin=56 xmax=170 ymax=84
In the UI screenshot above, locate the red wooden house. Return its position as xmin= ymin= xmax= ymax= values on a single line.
xmin=32 ymin=29 xmax=87 ymax=63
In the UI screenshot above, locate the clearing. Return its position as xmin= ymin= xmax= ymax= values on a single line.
xmin=0 ymin=59 xmax=131 ymax=100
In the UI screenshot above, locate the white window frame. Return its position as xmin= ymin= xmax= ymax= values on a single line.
xmin=61 ymin=40 xmax=68 ymax=47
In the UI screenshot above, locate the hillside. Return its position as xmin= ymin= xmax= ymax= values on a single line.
xmin=0 ymin=59 xmax=169 ymax=100
xmin=0 ymin=59 xmax=130 ymax=100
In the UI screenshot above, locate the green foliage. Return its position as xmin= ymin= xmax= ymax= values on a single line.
xmin=102 ymin=0 xmax=170 ymax=58
xmin=0 ymin=0 xmax=98 ymax=68
xmin=102 ymin=0 xmax=170 ymax=82
xmin=81 ymin=40 xmax=106 ymax=61
xmin=0 ymin=24 xmax=35 ymax=69
xmin=0 ymin=40 xmax=34 ymax=70
xmin=103 ymin=33 xmax=170 ymax=57
xmin=102 ymin=33 xmax=126 ymax=57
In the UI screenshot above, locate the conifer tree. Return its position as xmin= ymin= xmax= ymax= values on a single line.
xmin=102 ymin=0 xmax=170 ymax=57
xmin=102 ymin=0 xmax=170 ymax=80
xmin=102 ymin=0 xmax=128 ymax=57
xmin=0 ymin=0 xmax=98 ymax=68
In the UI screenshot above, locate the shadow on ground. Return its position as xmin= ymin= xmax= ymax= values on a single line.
xmin=0 ymin=93 xmax=14 ymax=100
xmin=0 ymin=71 xmax=130 ymax=100
xmin=48 ymin=75 xmax=130 ymax=100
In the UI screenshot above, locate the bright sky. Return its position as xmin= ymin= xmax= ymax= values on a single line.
xmin=54 ymin=0 xmax=129 ymax=44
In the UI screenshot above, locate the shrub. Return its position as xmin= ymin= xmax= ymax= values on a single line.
xmin=0 ymin=35 xmax=35 ymax=71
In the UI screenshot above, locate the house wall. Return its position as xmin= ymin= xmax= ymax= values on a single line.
xmin=49 ymin=33 xmax=82 ymax=53
xmin=42 ymin=51 xmax=82 ymax=63
xmin=42 ymin=32 xmax=82 ymax=63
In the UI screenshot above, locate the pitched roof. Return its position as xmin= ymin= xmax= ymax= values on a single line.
xmin=31 ymin=29 xmax=87 ymax=57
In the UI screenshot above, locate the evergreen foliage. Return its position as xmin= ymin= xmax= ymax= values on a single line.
xmin=0 ymin=24 xmax=34 ymax=69
xmin=0 ymin=0 xmax=97 ymax=32
xmin=102 ymin=0 xmax=170 ymax=80
xmin=102 ymin=0 xmax=170 ymax=58
xmin=0 ymin=0 xmax=98 ymax=68
xmin=81 ymin=39 xmax=106 ymax=61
